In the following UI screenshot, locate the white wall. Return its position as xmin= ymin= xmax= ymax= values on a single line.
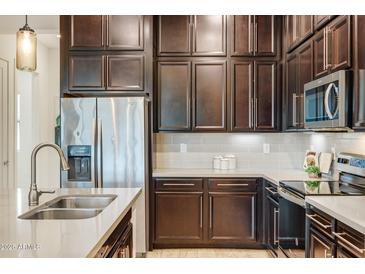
xmin=0 ymin=34 xmax=60 ymax=189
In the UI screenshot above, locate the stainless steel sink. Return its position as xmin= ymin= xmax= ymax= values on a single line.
xmin=47 ymin=194 xmax=117 ymax=209
xmin=18 ymin=194 xmax=117 ymax=220
xmin=19 ymin=208 xmax=103 ymax=220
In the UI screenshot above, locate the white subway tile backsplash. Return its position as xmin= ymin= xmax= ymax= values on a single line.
xmin=154 ymin=132 xmax=365 ymax=170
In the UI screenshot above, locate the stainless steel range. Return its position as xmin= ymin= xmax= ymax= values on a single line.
xmin=277 ymin=153 xmax=365 ymax=258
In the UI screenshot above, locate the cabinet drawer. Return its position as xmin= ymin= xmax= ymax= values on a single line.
xmin=335 ymin=222 xmax=365 ymax=258
xmin=209 ymin=179 xmax=257 ymax=192
xmin=306 ymin=207 xmax=334 ymax=239
xmin=154 ymin=179 xmax=203 ymax=191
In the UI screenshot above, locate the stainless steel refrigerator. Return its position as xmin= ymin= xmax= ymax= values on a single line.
xmin=60 ymin=97 xmax=149 ymax=254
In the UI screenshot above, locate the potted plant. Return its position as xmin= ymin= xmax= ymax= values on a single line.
xmin=305 ymin=166 xmax=321 ymax=178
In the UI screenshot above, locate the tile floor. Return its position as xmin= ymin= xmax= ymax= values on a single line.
xmin=146 ymin=248 xmax=272 ymax=258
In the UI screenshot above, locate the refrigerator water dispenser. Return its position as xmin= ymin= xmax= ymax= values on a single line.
xmin=67 ymin=145 xmax=92 ymax=181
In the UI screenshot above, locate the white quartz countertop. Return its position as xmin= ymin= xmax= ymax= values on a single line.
xmin=306 ymin=196 xmax=365 ymax=235
xmin=0 ymin=187 xmax=141 ymax=258
xmin=153 ymin=168 xmax=332 ymax=186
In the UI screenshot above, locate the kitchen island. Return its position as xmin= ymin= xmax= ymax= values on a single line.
xmin=0 ymin=187 xmax=141 ymax=257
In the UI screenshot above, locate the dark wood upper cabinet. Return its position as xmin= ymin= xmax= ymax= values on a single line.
xmin=298 ymin=16 xmax=313 ymax=41
xmin=297 ymin=41 xmax=313 ymax=126
xmin=231 ymin=61 xmax=253 ymax=131
xmin=328 ymin=15 xmax=351 ymax=71
xmin=286 ymin=16 xmax=313 ymax=52
xmin=255 ymin=16 xmax=276 ymax=56
xmin=313 ymin=15 xmax=333 ymax=30
xmin=353 ymin=16 xmax=365 ymax=129
xmin=255 ymin=61 xmax=276 ymax=130
xmin=192 ymin=15 xmax=226 ymax=56
xmin=231 ymin=15 xmax=253 ymax=56
xmin=107 ymin=16 xmax=144 ymax=50
xmin=193 ymin=61 xmax=226 ymax=131
xmin=285 ymin=40 xmax=312 ymax=130
xmin=70 ymin=16 xmax=104 ymax=49
xmin=286 ymin=53 xmax=298 ymax=129
xmin=231 ymin=15 xmax=276 ymax=57
xmin=107 ymin=55 xmax=144 ymax=90
xmin=313 ymin=29 xmax=327 ymax=78
xmin=157 ymin=16 xmax=191 ymax=56
xmin=157 ymin=62 xmax=191 ymax=131
xmin=68 ymin=55 xmax=105 ymax=90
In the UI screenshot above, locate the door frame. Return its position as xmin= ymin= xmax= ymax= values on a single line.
xmin=0 ymin=57 xmax=16 ymax=187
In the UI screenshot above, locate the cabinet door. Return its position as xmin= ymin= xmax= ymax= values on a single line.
xmin=68 ymin=55 xmax=105 ymax=90
xmin=328 ymin=16 xmax=351 ymax=71
xmin=157 ymin=16 xmax=191 ymax=56
xmin=313 ymin=29 xmax=328 ymax=78
xmin=192 ymin=15 xmax=226 ymax=56
xmin=266 ymin=193 xmax=279 ymax=255
xmin=70 ymin=16 xmax=104 ymax=49
xmin=208 ymin=192 xmax=257 ymax=243
xmin=107 ymin=55 xmax=144 ymax=91
xmin=158 ymin=62 xmax=191 ymax=131
xmin=193 ymin=61 xmax=226 ymax=131
xmin=309 ymin=228 xmax=335 ymax=258
xmin=231 ymin=61 xmax=254 ymax=131
xmin=107 ymin=16 xmax=144 ymax=50
xmin=286 ymin=15 xmax=299 ymax=51
xmin=231 ymin=15 xmax=253 ymax=56
xmin=255 ymin=16 xmax=276 ymax=56
xmin=314 ymin=15 xmax=332 ymax=30
xmin=353 ymin=16 xmax=365 ymax=129
xmin=297 ymin=41 xmax=313 ymax=128
xmin=154 ymin=192 xmax=203 ymax=243
xmin=286 ymin=53 xmax=298 ymax=129
xmin=298 ymin=16 xmax=313 ymax=42
xmin=254 ymin=61 xmax=276 ymax=130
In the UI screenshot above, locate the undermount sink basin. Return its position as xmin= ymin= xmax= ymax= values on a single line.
xmin=47 ymin=194 xmax=117 ymax=209
xmin=18 ymin=194 xmax=117 ymax=220
xmin=19 ymin=208 xmax=103 ymax=220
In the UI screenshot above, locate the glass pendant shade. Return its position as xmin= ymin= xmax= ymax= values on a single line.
xmin=16 ymin=19 xmax=37 ymax=71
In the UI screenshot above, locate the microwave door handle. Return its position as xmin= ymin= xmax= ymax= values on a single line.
xmin=324 ymin=83 xmax=339 ymax=120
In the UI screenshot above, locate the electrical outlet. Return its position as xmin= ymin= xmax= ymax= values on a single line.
xmin=180 ymin=143 xmax=187 ymax=153
xmin=263 ymin=143 xmax=270 ymax=154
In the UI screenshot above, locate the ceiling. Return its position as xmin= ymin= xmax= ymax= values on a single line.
xmin=0 ymin=15 xmax=59 ymax=48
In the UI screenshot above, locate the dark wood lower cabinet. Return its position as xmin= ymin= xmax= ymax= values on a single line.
xmin=309 ymin=228 xmax=335 ymax=258
xmin=208 ymin=192 xmax=257 ymax=244
xmin=151 ymin=178 xmax=261 ymax=248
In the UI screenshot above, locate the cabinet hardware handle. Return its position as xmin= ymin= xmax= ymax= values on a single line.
xmin=306 ymin=214 xmax=331 ymax=229
xmin=323 ymin=28 xmax=327 ymax=71
xmin=248 ymin=16 xmax=253 ymax=54
xmin=200 ymin=196 xmax=203 ymax=229
xmin=273 ymin=208 xmax=279 ymax=244
xmin=217 ymin=183 xmax=249 ymax=187
xmin=325 ymin=28 xmax=333 ymax=70
xmin=265 ymin=186 xmax=277 ymax=195
xmin=332 ymin=232 xmax=365 ymax=254
xmin=254 ymin=21 xmax=258 ymax=53
xmin=292 ymin=93 xmax=297 ymax=126
xmin=254 ymin=98 xmax=258 ymax=128
xmin=209 ymin=196 xmax=213 ymax=229
xmin=162 ymin=183 xmax=195 ymax=186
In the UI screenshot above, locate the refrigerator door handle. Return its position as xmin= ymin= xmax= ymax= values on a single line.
xmin=97 ymin=118 xmax=103 ymax=188
xmin=92 ymin=118 xmax=97 ymax=187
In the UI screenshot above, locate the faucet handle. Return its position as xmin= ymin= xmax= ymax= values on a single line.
xmin=39 ymin=189 xmax=55 ymax=195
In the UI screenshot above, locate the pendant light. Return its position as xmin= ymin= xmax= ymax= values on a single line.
xmin=16 ymin=15 xmax=37 ymax=71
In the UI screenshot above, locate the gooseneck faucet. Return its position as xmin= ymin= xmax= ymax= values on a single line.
xmin=29 ymin=143 xmax=70 ymax=206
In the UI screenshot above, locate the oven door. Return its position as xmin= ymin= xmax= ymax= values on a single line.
xmin=278 ymin=194 xmax=306 ymax=258
xmin=304 ymin=81 xmax=340 ymax=129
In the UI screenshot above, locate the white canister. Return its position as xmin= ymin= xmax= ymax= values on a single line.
xmin=220 ymin=158 xmax=229 ymax=170
xmin=224 ymin=154 xmax=237 ymax=170
xmin=213 ymin=155 xmax=223 ymax=169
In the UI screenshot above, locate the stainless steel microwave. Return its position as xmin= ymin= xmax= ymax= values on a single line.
xmin=304 ymin=70 xmax=351 ymax=130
